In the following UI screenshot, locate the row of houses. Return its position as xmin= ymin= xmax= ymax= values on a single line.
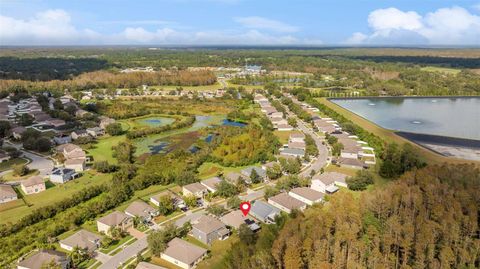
xmin=254 ymin=94 xmax=294 ymax=131
xmin=279 ymin=132 xmax=306 ymax=158
xmin=292 ymin=97 xmax=376 ymax=169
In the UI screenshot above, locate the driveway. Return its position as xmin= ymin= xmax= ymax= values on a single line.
xmin=174 ymin=210 xmax=205 ymax=227
xmin=127 ymin=227 xmax=145 ymax=239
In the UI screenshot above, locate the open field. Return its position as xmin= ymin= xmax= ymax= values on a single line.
xmin=273 ymin=130 xmax=301 ymax=144
xmin=86 ymin=135 xmax=125 ymax=164
xmin=420 ymin=66 xmax=462 ymax=75
xmin=0 ymin=171 xmax=111 ymax=224
xmin=315 ymin=98 xmax=476 ymax=164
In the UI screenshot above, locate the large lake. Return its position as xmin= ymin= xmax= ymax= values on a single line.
xmin=331 ymin=97 xmax=480 ymax=141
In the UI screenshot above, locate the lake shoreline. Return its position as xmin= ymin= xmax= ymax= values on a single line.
xmin=329 ymin=95 xmax=480 ymax=100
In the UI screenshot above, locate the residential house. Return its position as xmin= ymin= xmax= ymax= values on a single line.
xmin=268 ymin=193 xmax=307 ymax=214
xmin=240 ymin=167 xmax=266 ymax=182
xmin=269 ymin=111 xmax=283 ymax=118
xmin=59 ymin=229 xmax=102 ymax=252
xmin=337 ymin=157 xmax=365 ymax=170
xmin=49 ymin=167 xmax=77 ymax=184
xmin=311 ymin=172 xmax=348 ymax=193
xmin=0 ymin=184 xmax=18 ymax=204
xmin=125 ymin=201 xmax=159 ymax=222
xmin=288 ymin=141 xmax=306 ymax=150
xmin=96 ymin=211 xmax=133 ymax=236
xmin=99 ymin=116 xmax=116 ymax=129
xmin=191 ymin=215 xmax=230 ymax=245
xmin=64 ymin=158 xmax=86 ymax=172
xmin=220 ymin=210 xmax=259 ymax=231
xmin=270 ymin=117 xmax=288 ymax=126
xmin=75 ymin=109 xmax=91 ymax=118
xmin=21 ymin=176 xmax=46 ymax=195
xmin=160 ymin=238 xmax=207 ymax=269
xmin=53 ymin=134 xmax=72 ymax=145
xmin=261 ymin=161 xmax=278 ymax=171
xmin=150 ymin=192 xmax=178 ymax=207
xmin=276 ymin=124 xmax=294 ymax=131
xmin=44 ymin=119 xmax=66 ymax=129
xmin=200 ymin=177 xmax=222 ymax=193
xmin=86 ymin=127 xmax=105 ymax=137
xmin=71 ymin=130 xmax=89 ymax=140
xmin=182 ymin=182 xmax=208 ymax=198
xmin=11 ymin=126 xmax=27 ymax=140
xmin=17 ymin=250 xmax=70 ymax=269
xmin=288 ymin=187 xmax=324 ymax=205
xmin=280 ymin=148 xmax=305 ymax=158
xmin=249 ymin=200 xmax=280 ymax=224
xmin=289 ymin=133 xmax=305 ymax=143
xmin=224 ymin=172 xmax=245 ymax=184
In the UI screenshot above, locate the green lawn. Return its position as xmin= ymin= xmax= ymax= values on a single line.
xmin=86 ymin=135 xmax=126 ymax=164
xmin=148 ymin=82 xmax=223 ymax=92
xmin=2 ymin=169 xmax=39 ymax=182
xmin=100 ymin=235 xmax=134 ymax=254
xmin=420 ymin=66 xmax=461 ymax=75
xmin=0 ymin=158 xmax=28 ymax=172
xmin=0 ymin=171 xmax=112 ymax=225
xmin=324 ymin=164 xmax=358 ymax=177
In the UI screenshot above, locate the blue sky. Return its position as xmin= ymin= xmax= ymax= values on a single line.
xmin=1 ymin=0 xmax=480 ymax=45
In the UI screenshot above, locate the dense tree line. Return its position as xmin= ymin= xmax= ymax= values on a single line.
xmin=0 ymin=70 xmax=217 ymax=92
xmin=221 ymin=164 xmax=480 ymax=268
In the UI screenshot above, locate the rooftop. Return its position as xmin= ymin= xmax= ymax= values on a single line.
xmin=220 ymin=210 xmax=253 ymax=229
xmin=162 ymin=238 xmax=207 ymax=265
xmin=250 ymin=200 xmax=280 ymax=220
xmin=125 ymin=201 xmax=156 ymax=218
xmin=193 ymin=215 xmax=228 ymax=234
xmin=312 ymin=172 xmax=348 ymax=185
xmin=22 ymin=176 xmax=44 ymax=187
xmin=183 ymin=182 xmax=208 ymax=194
xmin=290 ymin=187 xmax=324 ymax=201
xmin=200 ymin=177 xmax=222 ymax=191
xmin=17 ymin=250 xmax=68 ymax=269
xmin=0 ymin=184 xmax=16 ymax=199
xmin=59 ymin=229 xmax=102 ymax=251
xmin=269 ymin=192 xmax=306 ymax=210
xmin=97 ymin=211 xmax=131 ymax=227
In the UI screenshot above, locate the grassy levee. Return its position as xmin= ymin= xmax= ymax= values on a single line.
xmin=316 ymin=98 xmax=477 ymax=165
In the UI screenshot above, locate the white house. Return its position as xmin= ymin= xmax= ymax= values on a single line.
xmin=49 ymin=168 xmax=78 ymax=184
xmin=268 ymin=193 xmax=306 ymax=214
xmin=311 ymin=172 xmax=348 ymax=193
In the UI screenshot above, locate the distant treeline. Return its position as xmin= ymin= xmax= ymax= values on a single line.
xmin=0 ymin=70 xmax=217 ymax=91
xmin=0 ymin=57 xmax=109 ymax=81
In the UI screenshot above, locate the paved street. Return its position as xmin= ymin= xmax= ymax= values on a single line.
xmin=239 ymin=188 xmax=265 ymax=201
xmin=98 ymin=237 xmax=148 ymax=269
xmin=5 ymin=141 xmax=54 ymax=177
xmin=296 ymin=119 xmax=329 ymax=177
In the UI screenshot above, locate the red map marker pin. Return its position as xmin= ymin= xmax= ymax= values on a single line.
xmin=240 ymin=202 xmax=251 ymax=216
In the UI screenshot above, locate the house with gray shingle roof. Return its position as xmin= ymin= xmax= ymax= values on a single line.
xmin=160 ymin=238 xmax=207 ymax=269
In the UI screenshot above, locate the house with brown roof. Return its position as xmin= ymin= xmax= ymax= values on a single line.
xmin=311 ymin=172 xmax=348 ymax=193
xmin=96 ymin=211 xmax=133 ymax=236
xmin=288 ymin=187 xmax=324 ymax=205
xmin=200 ymin=177 xmax=222 ymax=193
xmin=17 ymin=249 xmax=70 ymax=269
xmin=64 ymin=158 xmax=86 ymax=172
xmin=150 ymin=191 xmax=178 ymax=207
xmin=21 ymin=176 xmax=46 ymax=195
xmin=11 ymin=126 xmax=27 ymax=140
xmin=191 ymin=215 xmax=230 ymax=245
xmin=224 ymin=172 xmax=245 ymax=184
xmin=59 ymin=229 xmax=102 ymax=252
xmin=0 ymin=184 xmax=18 ymax=204
xmin=220 ymin=210 xmax=259 ymax=231
xmin=182 ymin=182 xmax=208 ymax=198
xmin=125 ymin=200 xmax=159 ymax=222
xmin=268 ymin=192 xmax=306 ymax=214
xmin=160 ymin=238 xmax=207 ymax=269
